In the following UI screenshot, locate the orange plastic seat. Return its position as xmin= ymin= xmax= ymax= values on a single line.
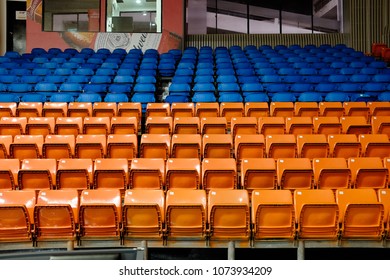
xmin=319 ymin=102 xmax=344 ymax=117
xmin=75 ymin=134 xmax=106 ymax=160
xmin=313 ymin=158 xmax=351 ymax=190
xmin=367 ymin=101 xmax=390 ymax=117
xmin=265 ymin=134 xmax=296 ymax=158
xmin=285 ymin=117 xmax=313 ymax=135
xmin=171 ymin=134 xmax=201 ymax=159
xmin=348 ymin=157 xmax=388 ymax=189
xmin=82 ymin=117 xmax=110 ymax=135
xmin=230 ymin=117 xmax=257 ymax=138
xmin=277 ymin=158 xmax=313 ymax=190
xmin=10 ymin=135 xmax=43 ymax=160
xmin=146 ymin=103 xmax=170 ymax=117
xmin=258 ymin=117 xmax=285 ymax=135
xmin=140 ymin=134 xmax=171 ymax=159
xmin=34 ymin=189 xmax=79 ymax=240
xmin=200 ymin=117 xmax=227 ymax=134
xmin=42 ymin=102 xmax=68 ymax=118
xmin=240 ymin=158 xmax=277 ymax=191
xmin=117 ymin=102 xmax=142 ymax=121
xmin=56 ymin=158 xmax=93 ymax=190
xmin=165 ymin=189 xmax=207 ymax=239
xmin=18 ymin=159 xmax=56 ymax=190
xmin=244 ymin=102 xmax=269 ymax=118
xmin=377 ymin=189 xmax=390 ymax=238
xmin=0 ymin=117 xmax=27 ymax=137
xmin=328 ymin=134 xmax=361 ymax=159
xmin=122 ymin=189 xmax=165 ymax=239
xmin=336 ymin=189 xmax=384 ymax=239
xmin=110 ymin=117 xmax=138 ymax=134
xmin=93 ymin=158 xmax=129 ymax=189
xmin=202 ymin=134 xmax=232 ymax=158
xmin=165 ymin=158 xmax=201 ymax=190
xmin=67 ymin=102 xmax=92 ymax=117
xmin=251 ymin=190 xmax=295 ymax=239
xmin=79 ymin=189 xmax=122 ymax=238
xmin=0 ymin=103 xmax=17 ymax=117
xmin=173 ymin=117 xmax=200 ymax=134
xmin=92 ymin=102 xmax=117 ymax=117
xmin=371 ymin=116 xmax=390 ymax=138
xmin=208 ymin=189 xmax=250 ymax=240
xmin=220 ymin=102 xmax=244 ymax=125
xmin=145 ymin=117 xmax=172 ymax=134
xmin=234 ymin=134 xmax=265 ymax=164
xmin=202 ymin=158 xmax=236 ymax=190
xmin=0 ymin=190 xmax=36 ymax=241
xmin=294 ymin=102 xmax=319 ymax=117
xmin=0 ymin=135 xmax=12 ymax=158
xmin=313 ymin=116 xmax=342 ymax=135
xmin=106 ymin=134 xmax=138 ymax=159
xmin=43 ymin=134 xmax=75 ymax=160
xmin=359 ymin=134 xmax=390 ymax=158
xmin=294 ymin=189 xmax=339 ymax=239
xmin=270 ymin=102 xmax=294 ymax=117
xmin=343 ymin=102 xmax=369 ymax=120
xmin=340 ymin=116 xmax=371 ymax=135
xmin=16 ymin=102 xmax=42 ymax=117
xmin=55 ymin=117 xmax=83 ymax=136
xmin=26 ymin=117 xmax=55 ymax=136
xmin=171 ymin=103 xmax=194 ymax=118
xmin=195 ymin=102 xmax=219 ymax=118
xmin=129 ymin=158 xmax=165 ymax=189
xmin=0 ymin=159 xmax=20 ymax=190
xmin=297 ymin=134 xmax=329 ymax=159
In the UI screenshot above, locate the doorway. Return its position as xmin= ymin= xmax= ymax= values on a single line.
xmin=7 ymin=0 xmax=26 ymax=53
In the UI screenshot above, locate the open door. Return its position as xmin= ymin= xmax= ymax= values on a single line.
xmin=7 ymin=1 xmax=26 ymax=53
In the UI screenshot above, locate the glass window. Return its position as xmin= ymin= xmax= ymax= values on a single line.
xmin=43 ymin=0 xmax=100 ymax=32
xmin=313 ymin=0 xmax=342 ymax=33
xmin=249 ymin=0 xmax=281 ymax=34
xmin=106 ymin=0 xmax=161 ymax=33
xmin=281 ymin=0 xmax=313 ymax=34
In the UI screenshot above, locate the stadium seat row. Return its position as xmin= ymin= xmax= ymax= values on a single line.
xmin=1 ymin=156 xmax=390 ymax=191
xmin=1 ymin=188 xmax=390 ymax=243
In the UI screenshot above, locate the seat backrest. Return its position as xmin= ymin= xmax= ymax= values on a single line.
xmin=67 ymin=102 xmax=92 ymax=117
xmin=35 ymin=189 xmax=79 ymax=239
xmin=0 ymin=189 xmax=36 ymax=241
xmin=117 ymin=102 xmax=142 ymax=120
xmin=26 ymin=117 xmax=55 ymax=136
xmin=244 ymin=102 xmax=269 ymax=118
xmin=202 ymin=134 xmax=232 ymax=158
xmin=57 ymin=158 xmax=93 ymax=190
xmin=371 ymin=116 xmax=390 ymax=138
xmin=319 ymin=102 xmax=344 ymax=117
xmin=0 ymin=158 xmax=20 ymax=190
xmin=43 ymin=134 xmax=75 ymax=160
xmin=277 ymin=158 xmax=313 ymax=190
xmin=92 ymin=102 xmax=117 ymax=117
xmin=200 ymin=117 xmax=227 ymax=134
xmin=75 ymin=134 xmax=106 ymax=159
xmin=110 ymin=117 xmax=138 ymax=134
xmin=294 ymin=189 xmax=339 ymax=239
xmin=171 ymin=103 xmax=194 ymax=118
xmin=10 ymin=135 xmax=44 ymax=160
xmin=234 ymin=134 xmax=265 ymax=162
xmin=123 ymin=189 xmax=165 ymax=238
xmin=173 ymin=117 xmax=200 ymax=134
xmin=0 ymin=103 xmax=17 ymax=117
xmin=55 ymin=117 xmax=83 ymax=136
xmin=129 ymin=158 xmax=165 ymax=189
xmin=251 ymin=189 xmax=294 ymax=239
xmin=0 ymin=135 xmax=12 ymax=159
xmin=0 ymin=117 xmax=27 ymax=137
xmin=285 ymin=117 xmax=313 ymax=135
xmin=165 ymin=189 xmax=207 ymax=238
xmin=195 ymin=103 xmax=219 ymax=118
xmin=294 ymin=102 xmax=319 ymax=117
xmin=258 ymin=117 xmax=285 ymax=135
xmin=82 ymin=117 xmax=110 ymax=135
xmin=165 ymin=158 xmax=201 ymax=190
xmin=106 ymin=134 xmax=138 ymax=159
xmin=145 ymin=116 xmax=173 ymax=135
xmin=140 ymin=134 xmax=171 ymax=159
xmin=340 ymin=116 xmax=371 ymax=135
xmin=348 ymin=157 xmax=388 ymax=189
xmin=230 ymin=117 xmax=257 ymax=138
xmin=146 ymin=103 xmax=170 ymax=117
xmin=93 ymin=158 xmax=129 ymax=189
xmin=313 ymin=116 xmax=341 ymax=135
xmin=270 ymin=102 xmax=294 ymax=117
xmin=296 ymin=134 xmax=329 ymax=159
xmin=313 ymin=157 xmax=351 ymax=189
xmin=359 ymin=134 xmax=390 ymax=158
xmin=170 ymin=134 xmax=201 ymax=159
xmin=202 ymin=158 xmax=236 ymax=190
xmin=19 ymin=159 xmax=56 ymax=190
xmin=336 ymin=189 xmax=384 ymax=239
xmin=208 ymin=189 xmax=250 ymax=239
xmin=343 ymin=102 xmax=369 ymax=120
xmin=79 ymin=189 xmax=122 ymax=238
xmin=241 ymin=158 xmax=276 ymax=190
xmin=265 ymin=134 xmax=297 ymax=158
xmin=16 ymin=102 xmax=43 ymax=118
xmin=328 ymin=134 xmax=361 ymax=158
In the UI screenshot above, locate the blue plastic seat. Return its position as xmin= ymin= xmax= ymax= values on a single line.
xmin=216 ymin=75 xmax=237 ymax=84
xmin=218 ymin=83 xmax=241 ymax=93
xmin=297 ymin=92 xmax=323 ymax=102
xmin=50 ymin=93 xmax=75 ymax=102
xmin=290 ymin=83 xmax=313 ymax=94
xmin=21 ymin=75 xmax=42 ymax=84
xmin=67 ymin=75 xmax=90 ymax=84
xmin=271 ymin=93 xmax=296 ymax=102
xmin=96 ymin=68 xmax=116 ymax=77
xmin=90 ymin=75 xmax=112 ymax=84
xmin=108 ymin=84 xmax=132 ymax=94
xmin=77 ymin=93 xmax=102 ymax=103
xmin=0 ymin=75 xmax=19 ymax=84
xmin=131 ymin=93 xmax=156 ymax=112
xmin=324 ymin=92 xmax=349 ymax=102
xmin=9 ymin=68 xmax=31 ymax=76
xmin=193 ymin=83 xmax=215 ymax=93
xmin=169 ymin=83 xmax=191 ymax=96
xmin=244 ymin=93 xmax=269 ymax=102
xmin=337 ymin=83 xmax=362 ymax=93
xmin=328 ymin=74 xmax=348 ymax=83
xmin=35 ymin=82 xmax=58 ymax=95
xmin=261 ymin=75 xmax=282 ymax=84
xmin=53 ymin=68 xmax=73 ymax=76
xmin=218 ymin=93 xmax=243 ymax=103
xmin=194 ymin=75 xmax=214 ymax=84
xmin=60 ymin=82 xmax=84 ymax=94
xmin=172 ymin=75 xmax=193 ymax=84
xmin=315 ymin=83 xmax=338 ymax=93
xmin=377 ymin=92 xmax=390 ymax=101
xmin=0 ymin=93 xmax=19 ymax=102
xmin=283 ymin=75 xmax=304 ymax=83
xmin=133 ymin=83 xmax=156 ymax=94
xmin=74 ymin=68 xmax=95 ymax=76
xmin=265 ymin=83 xmax=290 ymax=93
xmin=216 ymin=68 xmax=235 ymax=76
xmin=21 ymin=93 xmax=47 ymax=102
xmin=191 ymin=93 xmax=216 ymax=103
xmin=165 ymin=95 xmax=189 ymax=103
xmin=8 ymin=83 xmax=33 ymax=95
xmin=0 ymin=83 xmax=7 ymax=92
xmin=241 ymin=83 xmax=264 ymax=96
xmin=236 ymin=68 xmax=255 ymax=76
xmin=44 ymin=75 xmax=67 ymax=84
xmin=104 ymin=93 xmax=129 ymax=103
xmin=83 ymin=84 xmax=108 ymax=94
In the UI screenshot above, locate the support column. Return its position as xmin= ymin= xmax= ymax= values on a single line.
xmin=141 ymin=240 xmax=148 ymax=260
xmin=227 ymin=241 xmax=235 ymax=260
xmin=297 ymin=240 xmax=305 ymax=260
xmin=187 ymin=0 xmax=208 ymax=35
xmin=0 ymin=0 xmax=6 ymax=55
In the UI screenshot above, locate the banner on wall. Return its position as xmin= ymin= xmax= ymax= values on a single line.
xmin=26 ymin=0 xmax=182 ymax=52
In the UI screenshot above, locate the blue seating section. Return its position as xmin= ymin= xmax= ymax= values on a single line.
xmin=0 ymin=45 xmax=390 ymax=104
